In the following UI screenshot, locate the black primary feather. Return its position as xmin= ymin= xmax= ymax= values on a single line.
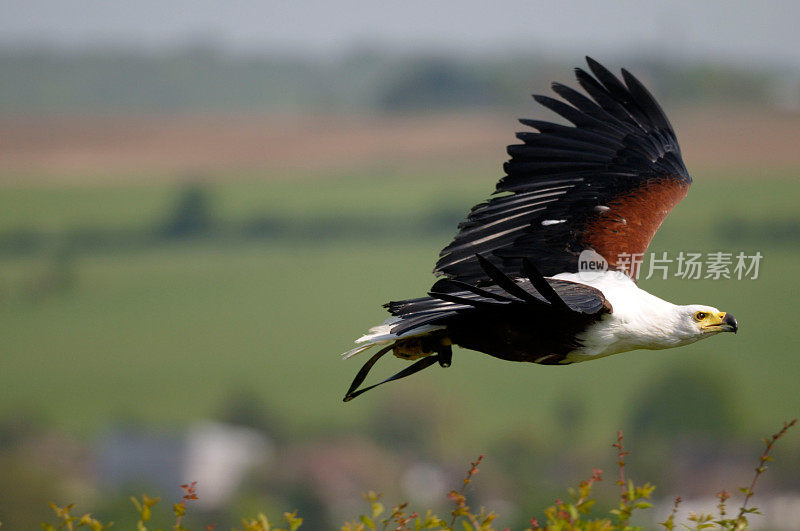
xmin=434 ymin=57 xmax=691 ymax=284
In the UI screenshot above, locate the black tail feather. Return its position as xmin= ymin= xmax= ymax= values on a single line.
xmin=426 ymin=290 xmax=513 ymax=310
xmin=390 ymin=311 xmax=459 ymax=336
xmin=434 ymin=278 xmax=517 ymax=303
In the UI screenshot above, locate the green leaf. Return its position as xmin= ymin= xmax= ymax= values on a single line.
xmin=286 ymin=513 xmax=302 ymax=531
xmin=130 ymin=497 xmax=142 ymax=512
xmin=173 ymin=503 xmax=185 ymax=518
xmin=568 ymin=505 xmax=579 ymax=521
xmin=359 ymin=515 xmax=375 ymax=529
xmin=371 ymin=502 xmax=384 ymax=519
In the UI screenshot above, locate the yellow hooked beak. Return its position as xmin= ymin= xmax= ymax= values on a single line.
xmin=701 ymin=311 xmax=738 ymax=334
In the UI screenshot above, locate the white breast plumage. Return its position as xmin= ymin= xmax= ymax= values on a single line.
xmin=553 ymin=271 xmax=693 ymax=362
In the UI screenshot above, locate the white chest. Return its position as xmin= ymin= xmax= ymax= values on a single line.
xmin=552 ymin=271 xmax=691 ymax=363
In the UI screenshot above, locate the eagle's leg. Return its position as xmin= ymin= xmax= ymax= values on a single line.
xmin=437 ymin=340 xmax=452 ymax=368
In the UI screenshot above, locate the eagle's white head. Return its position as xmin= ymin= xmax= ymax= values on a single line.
xmin=609 ymin=303 xmax=738 ymax=355
xmin=670 ymin=305 xmax=738 ymax=343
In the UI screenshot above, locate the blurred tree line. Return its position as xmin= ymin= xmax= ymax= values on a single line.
xmin=1 ymin=183 xmax=796 ymax=265
xmin=0 ymin=46 xmax=793 ymax=112
xmin=0 ymin=183 xmax=466 ymax=260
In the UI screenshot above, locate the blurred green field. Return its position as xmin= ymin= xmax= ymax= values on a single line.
xmin=0 ymin=169 xmax=798 ymax=450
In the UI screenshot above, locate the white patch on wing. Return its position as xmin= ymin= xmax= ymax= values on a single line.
xmin=541 ymin=219 xmax=567 ymax=226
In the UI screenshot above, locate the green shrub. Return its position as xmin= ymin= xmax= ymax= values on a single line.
xmin=34 ymin=420 xmax=796 ymax=531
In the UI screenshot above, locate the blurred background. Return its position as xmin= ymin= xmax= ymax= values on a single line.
xmin=1 ymin=0 xmax=799 ymax=528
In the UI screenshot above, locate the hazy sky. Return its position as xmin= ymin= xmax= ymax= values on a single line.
xmin=3 ymin=0 xmax=800 ymax=67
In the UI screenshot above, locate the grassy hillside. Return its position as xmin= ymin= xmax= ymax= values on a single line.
xmin=0 ymin=169 xmax=798 ymax=450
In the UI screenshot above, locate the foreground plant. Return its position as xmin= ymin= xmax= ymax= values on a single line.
xmin=661 ymin=418 xmax=797 ymax=531
xmin=40 ymin=419 xmax=796 ymax=531
xmin=41 ymin=502 xmax=111 ymax=531
xmin=526 ymin=431 xmax=655 ymax=531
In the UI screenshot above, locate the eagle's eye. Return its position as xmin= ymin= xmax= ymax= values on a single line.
xmin=694 ymin=311 xmax=707 ymax=321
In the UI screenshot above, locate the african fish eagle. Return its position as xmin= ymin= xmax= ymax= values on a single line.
xmin=342 ymin=57 xmax=738 ymax=401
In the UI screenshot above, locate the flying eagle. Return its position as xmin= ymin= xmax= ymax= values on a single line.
xmin=342 ymin=57 xmax=738 ymax=402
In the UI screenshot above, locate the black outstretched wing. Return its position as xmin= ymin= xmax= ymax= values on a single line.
xmin=388 ymin=257 xmax=612 ymax=337
xmin=435 ymin=57 xmax=692 ymax=283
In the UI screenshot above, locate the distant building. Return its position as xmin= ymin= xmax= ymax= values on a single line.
xmin=96 ymin=421 xmax=272 ymax=510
